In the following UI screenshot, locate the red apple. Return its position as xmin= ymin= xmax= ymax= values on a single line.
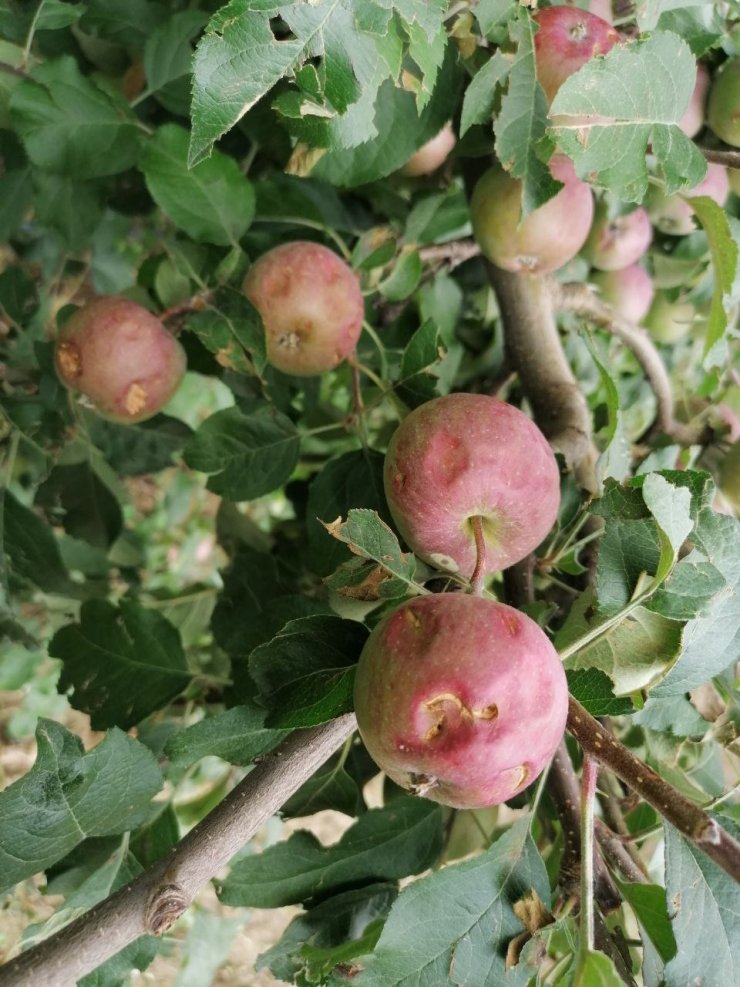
xmin=644 ymin=293 xmax=696 ymax=344
xmin=680 ymin=63 xmax=710 ymax=138
xmin=707 ymin=57 xmax=740 ymax=147
xmin=243 ymin=241 xmax=364 ymax=376
xmin=383 ymin=393 xmax=561 ymax=579
xmin=470 ymin=155 xmax=594 ymax=275
xmin=401 ymin=124 xmax=456 ymax=177
xmin=534 ymin=6 xmax=620 ymax=105
xmin=646 ymin=164 xmax=730 ymax=236
xmin=353 ymin=593 xmax=569 ymax=809
xmin=583 ymin=205 xmax=652 ymax=271
xmin=591 ymin=264 xmax=654 ymax=323
xmin=54 ymin=296 xmax=186 ymax=424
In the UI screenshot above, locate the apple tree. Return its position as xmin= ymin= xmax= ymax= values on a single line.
xmin=1 ymin=1 xmax=739 ymax=985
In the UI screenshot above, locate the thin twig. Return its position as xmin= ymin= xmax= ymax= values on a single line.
xmin=700 ymin=147 xmax=740 ymax=170
xmin=595 ymin=819 xmax=648 ymax=885
xmin=0 ymin=716 xmax=357 ymax=987
xmin=567 ymin=696 xmax=740 ymax=884
xmin=573 ymin=757 xmax=599 ymax=984
xmin=418 ymin=239 xmax=482 ymax=272
xmin=552 ymin=281 xmax=698 ymax=445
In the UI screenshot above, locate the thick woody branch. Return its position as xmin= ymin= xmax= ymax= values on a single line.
xmin=484 ymin=264 xmax=598 ymax=492
xmin=567 ymin=697 xmax=740 ymax=884
xmin=552 ymin=281 xmax=698 ymax=445
xmin=0 ymin=715 xmax=357 ymax=987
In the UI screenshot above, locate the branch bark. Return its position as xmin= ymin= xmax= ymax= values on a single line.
xmin=700 ymin=146 xmax=740 ymax=170
xmin=484 ymin=263 xmax=598 ymax=493
xmin=551 ymin=281 xmax=698 ymax=445
xmin=0 ymin=715 xmax=357 ymax=987
xmin=567 ymin=697 xmax=740 ymax=884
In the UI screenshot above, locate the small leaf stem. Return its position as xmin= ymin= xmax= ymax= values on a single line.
xmin=567 ymin=696 xmax=740 ymax=884
xmin=574 ymin=756 xmax=599 ymax=984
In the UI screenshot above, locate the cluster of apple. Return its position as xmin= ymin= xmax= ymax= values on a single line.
xmin=353 ymin=393 xmax=569 ymax=809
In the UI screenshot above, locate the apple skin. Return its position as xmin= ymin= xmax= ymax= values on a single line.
xmin=401 ymin=124 xmax=456 ymax=177
xmin=54 ymin=296 xmax=186 ymax=424
xmin=591 ymin=264 xmax=654 ymax=323
xmin=470 ymin=155 xmax=594 ymax=275
xmin=383 ymin=393 xmax=561 ymax=579
xmin=353 ymin=593 xmax=569 ymax=809
xmin=680 ymin=63 xmax=710 ymax=138
xmin=243 ymin=241 xmax=364 ymax=376
xmin=583 ymin=205 xmax=652 ymax=271
xmin=730 ymin=168 xmax=740 ymax=197
xmin=646 ymin=163 xmax=730 ymax=236
xmin=644 ymin=293 xmax=696 ymax=344
xmin=707 ymin=57 xmax=740 ymax=148
xmin=533 ymin=6 xmax=620 ymax=105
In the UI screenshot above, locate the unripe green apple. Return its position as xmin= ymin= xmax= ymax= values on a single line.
xmin=646 ymin=164 xmax=730 ymax=236
xmin=471 ymin=155 xmax=594 ymax=275
xmin=583 ymin=205 xmax=652 ymax=271
xmin=401 ymin=124 xmax=456 ymax=177
xmin=54 ymin=297 xmax=187 ymax=424
xmin=243 ymin=241 xmax=364 ymax=376
xmin=353 ymin=593 xmax=569 ymax=809
xmin=591 ymin=264 xmax=654 ymax=323
xmin=533 ymin=5 xmax=620 ymax=104
xmin=718 ymin=440 xmax=740 ymax=515
xmin=644 ymin=293 xmax=696 ymax=344
xmin=707 ymin=57 xmax=740 ymax=148
xmin=383 ymin=393 xmax=561 ymax=579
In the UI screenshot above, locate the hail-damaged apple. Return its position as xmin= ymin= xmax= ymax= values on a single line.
xmin=583 ymin=205 xmax=652 ymax=271
xmin=354 ymin=594 xmax=569 ymax=809
xmin=533 ymin=5 xmax=620 ymax=105
xmin=244 ymin=241 xmax=364 ymax=376
xmin=54 ymin=296 xmax=186 ymax=424
xmin=383 ymin=393 xmax=561 ymax=581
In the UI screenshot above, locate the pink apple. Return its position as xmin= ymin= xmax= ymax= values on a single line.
xmin=353 ymin=593 xmax=569 ymax=809
xmin=534 ymin=6 xmax=620 ymax=105
xmin=470 ymin=155 xmax=594 ymax=275
xmin=243 ymin=241 xmax=364 ymax=376
xmin=54 ymin=296 xmax=186 ymax=424
xmin=707 ymin=57 xmax=740 ymax=147
xmin=383 ymin=393 xmax=561 ymax=579
xmin=591 ymin=264 xmax=654 ymax=323
xmin=680 ymin=63 xmax=710 ymax=138
xmin=401 ymin=124 xmax=456 ymax=177
xmin=646 ymin=164 xmax=730 ymax=236
xmin=583 ymin=205 xmax=652 ymax=271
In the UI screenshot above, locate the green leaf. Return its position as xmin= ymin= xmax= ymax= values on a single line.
xmin=663 ymin=822 xmax=740 ymax=986
xmin=2 ymin=488 xmax=75 ymax=596
xmin=306 ymin=450 xmax=390 ymax=577
xmin=183 ymin=403 xmax=300 ymax=501
xmin=631 ymin=695 xmax=709 ymax=738
xmin=0 ymin=719 xmax=162 ymax=895
xmin=566 ymin=669 xmax=634 ymax=717
xmin=257 ymin=883 xmax=398 ymax=984
xmin=32 ymin=173 xmax=104 ymax=249
xmin=29 ymin=0 xmax=85 ymax=32
xmin=460 ymin=51 xmax=511 ymax=136
xmin=169 ymin=910 xmax=243 ymax=987
xmin=142 ymin=10 xmax=207 ymax=97
xmin=475 ymin=0 xmax=514 ymax=39
xmin=647 ymin=551 xmax=726 ymax=621
xmin=249 ymin=614 xmax=368 ymax=727
xmin=494 ymin=10 xmax=558 ymax=213
xmin=85 ymin=413 xmax=193 ymax=477
xmin=618 ymin=880 xmax=677 ymax=964
xmin=396 ymin=319 xmax=446 ymax=409
xmin=10 ymin=57 xmax=141 ymax=178
xmin=642 ymin=472 xmax=693 ymax=586
xmin=656 ymin=6 xmax=725 ymax=57
xmin=36 ymin=462 xmax=122 ymax=550
xmin=596 ymin=518 xmax=661 ymax=616
xmin=588 ymin=338 xmax=632 ymax=487
xmin=50 ymin=599 xmax=192 ymax=729
xmin=549 ymin=33 xmax=707 ymax=202
xmin=165 ymin=705 xmax=288 ymax=768
xmin=281 ymin=751 xmax=362 ymax=818
xmin=141 ymin=125 xmax=255 ymax=247
xmin=219 ymin=796 xmax=443 ymax=908
xmin=323 ymin=509 xmax=422 ymax=594
xmin=312 ymin=46 xmax=462 ymax=187
xmin=80 ymin=0 xmax=167 ymax=49
xmin=351 ymin=819 xmax=549 ymax=986
xmin=186 ymin=292 xmax=267 ymax=377
xmin=574 ymin=952 xmax=626 ymax=986
xmin=688 ymin=196 xmax=738 ymax=363
xmin=378 ymin=248 xmax=422 ymax=302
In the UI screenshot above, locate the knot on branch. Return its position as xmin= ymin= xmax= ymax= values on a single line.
xmin=145 ymin=882 xmax=188 ymax=935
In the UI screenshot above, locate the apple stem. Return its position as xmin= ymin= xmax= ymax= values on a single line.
xmin=469 ymin=514 xmax=487 ymax=595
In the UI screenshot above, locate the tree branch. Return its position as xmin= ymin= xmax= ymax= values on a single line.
xmin=567 ymin=697 xmax=740 ymax=884
xmin=484 ymin=264 xmax=599 ymax=492
xmin=551 ymin=281 xmax=698 ymax=445
xmin=700 ymin=146 xmax=740 ymax=170
xmin=0 ymin=715 xmax=357 ymax=987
